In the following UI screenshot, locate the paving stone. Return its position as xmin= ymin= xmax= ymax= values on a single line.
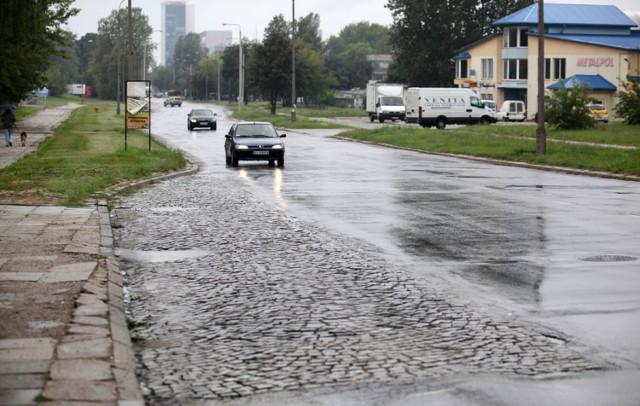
xmin=43 ymin=379 xmax=116 ymax=402
xmin=50 ymin=359 xmax=112 ymax=381
xmin=56 ymin=337 xmax=111 ymax=359
xmin=112 ymin=169 xmax=602 ymax=403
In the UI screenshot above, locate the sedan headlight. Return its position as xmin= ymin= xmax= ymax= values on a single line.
xmin=190 ymin=118 xmax=197 ymax=123
xmin=271 ymin=144 xmax=283 ymax=150
xmin=235 ymin=145 xmax=249 ymax=150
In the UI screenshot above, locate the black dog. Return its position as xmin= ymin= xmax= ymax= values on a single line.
xmin=20 ymin=131 xmax=27 ymax=146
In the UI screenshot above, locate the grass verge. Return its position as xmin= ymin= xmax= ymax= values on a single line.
xmin=228 ymin=102 xmax=350 ymax=129
xmin=339 ymin=125 xmax=640 ymax=177
xmin=0 ymin=99 xmax=186 ymax=206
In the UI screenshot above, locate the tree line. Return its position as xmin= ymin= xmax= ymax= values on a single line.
xmin=2 ymin=0 xmax=534 ymax=110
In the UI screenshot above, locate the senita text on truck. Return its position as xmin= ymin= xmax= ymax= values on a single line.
xmin=405 ymin=87 xmax=497 ymax=130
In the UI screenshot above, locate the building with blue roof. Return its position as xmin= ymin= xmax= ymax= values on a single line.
xmin=453 ymin=3 xmax=640 ymax=121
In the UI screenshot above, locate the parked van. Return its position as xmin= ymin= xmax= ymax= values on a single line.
xmin=482 ymin=100 xmax=497 ymax=112
xmin=405 ymin=88 xmax=496 ymax=130
xmin=496 ymin=100 xmax=526 ymax=122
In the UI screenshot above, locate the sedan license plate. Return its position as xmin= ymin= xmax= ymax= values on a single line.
xmin=253 ymin=151 xmax=269 ymax=156
xmin=199 ymin=121 xmax=208 ymax=125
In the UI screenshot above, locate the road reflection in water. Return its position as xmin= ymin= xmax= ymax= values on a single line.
xmin=273 ymin=168 xmax=286 ymax=210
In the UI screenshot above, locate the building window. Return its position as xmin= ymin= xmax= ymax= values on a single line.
xmin=544 ymin=58 xmax=551 ymax=80
xmin=520 ymin=29 xmax=528 ymax=47
xmin=518 ymin=59 xmax=528 ymax=79
xmin=503 ymin=27 xmax=528 ymax=48
xmin=503 ymin=59 xmax=528 ymax=80
xmin=553 ymin=58 xmax=566 ymax=80
xmin=482 ymin=58 xmax=494 ymax=80
xmin=457 ymin=59 xmax=468 ymax=79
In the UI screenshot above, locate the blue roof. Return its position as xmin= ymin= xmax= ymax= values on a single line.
xmin=547 ymin=75 xmax=617 ymax=91
xmin=494 ymin=4 xmax=637 ymax=28
xmin=537 ymin=30 xmax=640 ymax=51
xmin=453 ymin=52 xmax=471 ymax=59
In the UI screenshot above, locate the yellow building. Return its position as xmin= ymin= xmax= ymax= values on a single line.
xmin=453 ymin=3 xmax=640 ymax=120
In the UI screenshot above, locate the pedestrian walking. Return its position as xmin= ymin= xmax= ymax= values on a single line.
xmin=2 ymin=108 xmax=16 ymax=147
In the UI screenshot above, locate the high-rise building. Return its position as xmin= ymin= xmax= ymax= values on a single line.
xmin=161 ymin=1 xmax=195 ymax=66
xmin=200 ymin=31 xmax=233 ymax=55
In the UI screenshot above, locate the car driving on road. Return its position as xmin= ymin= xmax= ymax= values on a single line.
xmin=224 ymin=122 xmax=286 ymax=167
xmin=164 ymin=96 xmax=182 ymax=107
xmin=187 ymin=109 xmax=217 ymax=130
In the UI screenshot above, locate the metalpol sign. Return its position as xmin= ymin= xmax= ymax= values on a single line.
xmin=576 ymin=57 xmax=614 ymax=68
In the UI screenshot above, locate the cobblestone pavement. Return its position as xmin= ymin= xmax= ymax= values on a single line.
xmin=112 ymin=172 xmax=600 ymax=405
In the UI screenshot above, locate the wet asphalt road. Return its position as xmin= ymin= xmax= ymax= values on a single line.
xmin=112 ymin=99 xmax=640 ymax=405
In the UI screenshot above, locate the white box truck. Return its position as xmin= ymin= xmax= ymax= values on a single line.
xmin=366 ymin=81 xmax=405 ymax=123
xmin=405 ymin=87 xmax=496 ymax=130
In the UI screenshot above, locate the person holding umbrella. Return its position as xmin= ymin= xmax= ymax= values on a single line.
xmin=1 ymin=105 xmax=16 ymax=147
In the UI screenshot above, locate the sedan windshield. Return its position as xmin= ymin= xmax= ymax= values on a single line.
xmin=192 ymin=110 xmax=214 ymax=117
xmin=235 ymin=124 xmax=278 ymax=138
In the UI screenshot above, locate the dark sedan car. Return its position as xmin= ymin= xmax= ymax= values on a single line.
xmin=224 ymin=122 xmax=286 ymax=167
xmin=187 ymin=109 xmax=217 ymax=130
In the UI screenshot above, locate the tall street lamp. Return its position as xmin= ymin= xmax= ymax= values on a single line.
xmin=291 ymin=0 xmax=296 ymax=121
xmin=116 ymin=0 xmax=126 ymax=115
xmin=223 ymin=23 xmax=243 ymax=112
xmin=80 ymin=38 xmax=93 ymax=104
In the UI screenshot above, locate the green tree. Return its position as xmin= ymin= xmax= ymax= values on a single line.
xmin=89 ymin=7 xmax=153 ymax=99
xmin=45 ymin=65 xmax=67 ymax=97
xmin=297 ymin=13 xmax=323 ymax=53
xmin=615 ymin=79 xmax=640 ymax=125
xmin=248 ymin=15 xmax=291 ymax=114
xmin=0 ymin=0 xmax=79 ymax=103
xmin=149 ymin=66 xmax=174 ymax=93
xmin=545 ymin=82 xmax=595 ymax=130
xmin=173 ymin=33 xmax=205 ymax=95
xmin=386 ymin=0 xmax=533 ymax=86
xmin=324 ymin=22 xmax=389 ymax=89
xmin=193 ymin=55 xmax=223 ymax=100
xmin=295 ymin=44 xmax=338 ymax=106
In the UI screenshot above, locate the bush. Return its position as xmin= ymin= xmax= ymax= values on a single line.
xmin=615 ymin=79 xmax=640 ymax=125
xmin=545 ymin=81 xmax=596 ymax=130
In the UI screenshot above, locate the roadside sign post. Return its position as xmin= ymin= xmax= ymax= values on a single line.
xmin=125 ymin=80 xmax=152 ymax=151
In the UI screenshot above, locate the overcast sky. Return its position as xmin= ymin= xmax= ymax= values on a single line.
xmin=65 ymin=0 xmax=639 ymax=62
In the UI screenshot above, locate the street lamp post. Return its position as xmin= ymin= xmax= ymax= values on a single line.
xmin=223 ymin=23 xmax=243 ymax=111
xmin=291 ymin=0 xmax=296 ymax=122
xmin=536 ymin=0 xmax=546 ymax=155
xmin=116 ymin=0 xmax=126 ymax=115
xmin=80 ymin=38 xmax=93 ymax=104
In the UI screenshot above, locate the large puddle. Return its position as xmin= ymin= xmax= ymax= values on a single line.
xmin=115 ymin=248 xmax=216 ymax=263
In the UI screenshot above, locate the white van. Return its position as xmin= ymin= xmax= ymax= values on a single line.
xmin=496 ymin=100 xmax=526 ymax=122
xmin=482 ymin=100 xmax=497 ymax=112
xmin=405 ymin=88 xmax=496 ymax=130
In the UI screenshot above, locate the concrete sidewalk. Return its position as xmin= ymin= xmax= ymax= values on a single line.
xmin=0 ymin=105 xmax=143 ymax=405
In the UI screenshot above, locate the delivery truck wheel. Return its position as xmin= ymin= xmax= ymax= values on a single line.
xmin=436 ymin=118 xmax=447 ymax=130
xmin=369 ymin=115 xmax=374 ymax=123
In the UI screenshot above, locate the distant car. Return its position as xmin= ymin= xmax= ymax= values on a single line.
xmin=187 ymin=109 xmax=217 ymax=130
xmin=587 ymin=103 xmax=608 ymax=123
xmin=164 ymin=96 xmax=182 ymax=107
xmin=496 ymin=100 xmax=526 ymax=122
xmin=224 ymin=122 xmax=286 ymax=167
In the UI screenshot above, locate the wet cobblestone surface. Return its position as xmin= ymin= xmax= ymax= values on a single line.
xmin=112 ymin=173 xmax=600 ymax=404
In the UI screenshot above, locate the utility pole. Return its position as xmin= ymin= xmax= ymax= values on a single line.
xmin=291 ymin=0 xmax=296 ymax=122
xmin=128 ymin=0 xmax=133 ymax=80
xmin=536 ymin=0 xmax=547 ymax=155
